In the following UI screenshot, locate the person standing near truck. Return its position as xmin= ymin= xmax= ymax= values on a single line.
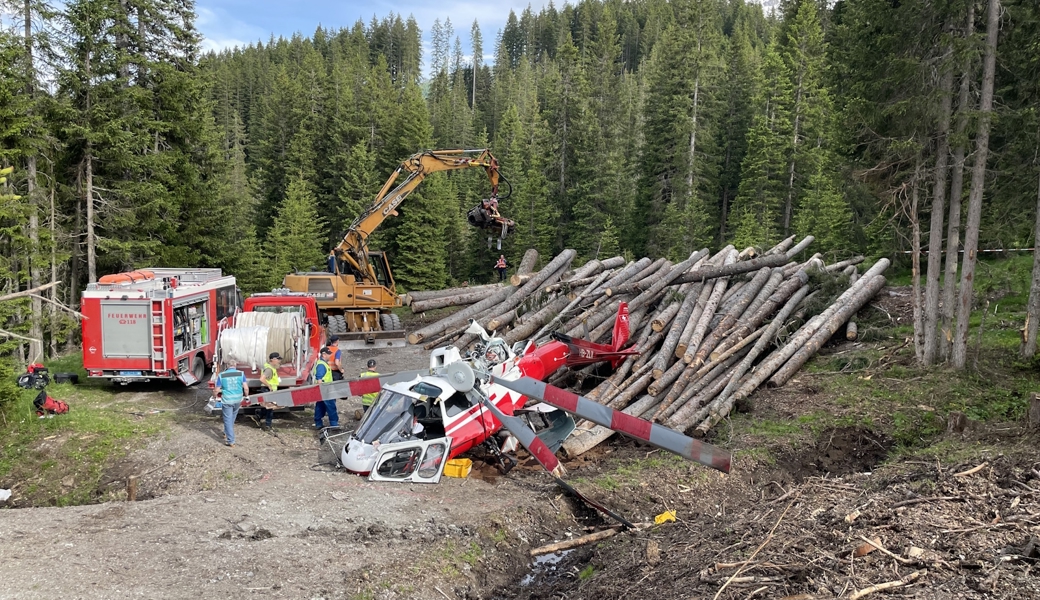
xmin=495 ymin=255 xmax=508 ymax=281
xmin=327 ymin=336 xmax=344 ymax=380
xmin=215 ymin=363 xmax=249 ymax=447
xmin=312 ymin=346 xmax=339 ymax=429
xmin=258 ymin=352 xmax=281 ymax=431
xmin=360 ymin=358 xmax=379 ymax=415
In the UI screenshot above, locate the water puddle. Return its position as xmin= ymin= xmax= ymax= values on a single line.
xmin=520 ymin=549 xmax=572 ymax=586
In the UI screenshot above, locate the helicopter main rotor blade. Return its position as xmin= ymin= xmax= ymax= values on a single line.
xmin=490 ymin=375 xmax=732 ymax=474
xmin=475 ymin=395 xmax=560 ymax=474
xmin=252 ymin=369 xmax=428 ymax=408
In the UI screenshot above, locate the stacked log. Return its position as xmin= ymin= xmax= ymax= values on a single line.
xmin=407 ymin=242 xmax=889 ymax=454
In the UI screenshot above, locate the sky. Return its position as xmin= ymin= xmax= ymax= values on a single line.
xmin=195 ymin=0 xmax=554 ymax=73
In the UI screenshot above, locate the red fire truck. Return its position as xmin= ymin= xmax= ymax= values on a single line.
xmin=81 ymin=268 xmax=239 ymax=385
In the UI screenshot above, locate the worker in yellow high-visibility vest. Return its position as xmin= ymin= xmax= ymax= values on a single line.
xmin=312 ymin=346 xmax=339 ymax=429
xmin=259 ymin=352 xmax=281 ymax=431
xmin=359 ymin=358 xmax=379 ymax=418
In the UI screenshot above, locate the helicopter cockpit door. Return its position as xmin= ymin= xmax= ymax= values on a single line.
xmin=367 ymin=436 xmax=452 ymax=484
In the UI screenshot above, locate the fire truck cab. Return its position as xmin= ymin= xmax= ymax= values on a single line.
xmin=81 ymin=268 xmax=239 ymax=385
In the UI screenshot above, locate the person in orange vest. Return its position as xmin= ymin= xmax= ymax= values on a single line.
xmin=495 ymin=255 xmax=507 ymax=281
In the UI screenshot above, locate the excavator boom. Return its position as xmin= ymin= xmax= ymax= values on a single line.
xmin=282 ymin=148 xmax=512 ymax=345
xmin=335 ymin=149 xmax=508 ymax=283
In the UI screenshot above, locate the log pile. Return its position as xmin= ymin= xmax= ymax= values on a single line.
xmin=407 ymin=237 xmax=889 ymax=454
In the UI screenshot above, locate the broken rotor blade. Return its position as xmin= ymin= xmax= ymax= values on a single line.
xmin=476 ymin=394 xmax=561 ymax=475
xmin=253 ymin=369 xmax=428 ymax=408
xmin=489 ymin=375 xmax=732 ymax=473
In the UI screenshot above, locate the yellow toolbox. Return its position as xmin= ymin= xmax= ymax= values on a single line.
xmin=444 ymin=458 xmax=473 ymax=478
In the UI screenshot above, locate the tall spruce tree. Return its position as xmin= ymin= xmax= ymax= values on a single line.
xmin=265 ymin=176 xmax=326 ymax=285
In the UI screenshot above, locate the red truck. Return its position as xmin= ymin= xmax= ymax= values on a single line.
xmin=204 ymin=289 xmax=326 ymax=414
xmin=81 ymin=268 xmax=238 ymax=385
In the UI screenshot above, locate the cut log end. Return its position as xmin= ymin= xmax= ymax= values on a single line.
xmin=406 ymin=333 xmax=422 ymax=345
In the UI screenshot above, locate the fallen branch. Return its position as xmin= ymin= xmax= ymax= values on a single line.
xmin=0 ymin=281 xmax=60 ymax=303
xmin=890 ymin=496 xmax=962 ymax=508
xmin=529 ymin=528 xmax=618 ymax=556
xmin=0 ymin=328 xmax=42 ymax=343
xmin=29 ymin=293 xmax=87 ymax=320
xmin=953 ymin=462 xmax=989 ymax=477
xmin=848 ymin=570 xmax=925 ymax=600
xmin=856 ymin=535 xmax=913 ymax=564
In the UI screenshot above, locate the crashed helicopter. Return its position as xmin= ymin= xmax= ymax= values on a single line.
xmin=247 ymin=304 xmax=732 ymax=493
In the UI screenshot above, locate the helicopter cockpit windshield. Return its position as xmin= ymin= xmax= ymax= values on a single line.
xmin=354 ymin=391 xmax=424 ymax=445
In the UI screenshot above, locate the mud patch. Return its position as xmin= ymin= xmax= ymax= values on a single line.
xmin=781 ymin=426 xmax=893 ymax=481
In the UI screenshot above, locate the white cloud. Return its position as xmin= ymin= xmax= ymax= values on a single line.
xmin=196 ymin=6 xmax=267 ymax=53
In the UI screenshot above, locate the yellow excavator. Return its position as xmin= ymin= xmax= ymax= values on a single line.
xmin=282 ymin=148 xmax=514 ymax=348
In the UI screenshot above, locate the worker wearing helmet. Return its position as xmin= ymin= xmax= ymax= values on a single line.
xmin=359 ymin=358 xmax=379 ymax=418
xmin=312 ymin=346 xmax=338 ymax=429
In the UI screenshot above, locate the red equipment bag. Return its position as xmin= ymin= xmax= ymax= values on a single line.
xmin=33 ymin=390 xmax=69 ymax=417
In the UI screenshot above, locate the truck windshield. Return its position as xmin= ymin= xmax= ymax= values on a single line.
xmin=355 ymin=391 xmax=415 ymax=444
xmin=253 ymin=305 xmax=304 ymax=315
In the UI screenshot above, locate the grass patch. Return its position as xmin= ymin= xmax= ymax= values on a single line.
xmin=0 ymin=353 xmax=168 ymax=506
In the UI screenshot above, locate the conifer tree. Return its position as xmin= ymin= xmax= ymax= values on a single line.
xmin=792 ymin=150 xmax=852 ymax=256
xmin=729 ymin=42 xmax=791 ymax=249
xmin=265 ymin=176 xmax=327 ymax=286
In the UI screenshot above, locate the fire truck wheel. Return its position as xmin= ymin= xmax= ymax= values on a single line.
xmin=191 ymin=356 xmax=205 ymax=382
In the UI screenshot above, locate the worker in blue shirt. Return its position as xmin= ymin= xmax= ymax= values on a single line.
xmin=312 ymin=346 xmax=339 ymax=429
xmin=215 ymin=363 xmax=249 ymax=447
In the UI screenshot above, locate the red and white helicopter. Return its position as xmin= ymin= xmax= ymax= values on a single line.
xmin=251 ymin=304 xmax=732 ymax=495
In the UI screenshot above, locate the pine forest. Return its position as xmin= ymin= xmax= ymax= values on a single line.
xmin=1 ymin=0 xmax=1039 ymax=375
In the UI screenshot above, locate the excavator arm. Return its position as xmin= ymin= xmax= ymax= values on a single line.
xmin=333 ymin=149 xmax=507 ymax=283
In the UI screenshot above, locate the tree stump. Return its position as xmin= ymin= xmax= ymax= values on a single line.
xmin=127 ymin=475 xmax=138 ymax=501
xmin=1029 ymin=394 xmax=1040 ymax=430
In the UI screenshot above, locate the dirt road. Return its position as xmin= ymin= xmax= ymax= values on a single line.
xmin=0 ymin=344 xmax=548 ymax=599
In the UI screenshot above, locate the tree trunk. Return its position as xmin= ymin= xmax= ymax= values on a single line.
xmin=23 ymin=1 xmax=43 ymax=360
xmin=506 ymin=294 xmax=570 ymax=344
xmin=408 ymin=286 xmax=515 ymax=344
xmin=676 ymin=282 xmax=714 ymax=358
xmin=691 ymin=268 xmax=773 ymax=369
xmin=683 ymin=249 xmax=738 ymax=363
xmin=49 ymin=186 xmax=58 ymax=356
xmin=768 ymin=275 xmax=888 ymax=387
xmin=910 ymin=161 xmax=924 ymax=363
xmin=1023 ymin=167 xmax=1040 ymax=358
xmin=670 ymin=252 xmax=788 ymax=287
xmin=923 ymin=42 xmax=955 ymax=365
xmin=952 ymin=0 xmax=999 ymax=370
xmin=409 ymin=287 xmax=500 ymax=312
xmin=86 ymin=147 xmax=97 ymax=284
xmin=607 ymin=250 xmax=707 ymax=297
xmin=941 ymin=3 xmax=975 ymax=361
xmin=713 ymin=270 xmax=807 ymax=357
xmin=784 ymin=67 xmax=806 ymax=237
xmin=406 ymin=283 xmax=501 ymax=304
xmin=516 ymin=248 xmax=539 ymax=275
